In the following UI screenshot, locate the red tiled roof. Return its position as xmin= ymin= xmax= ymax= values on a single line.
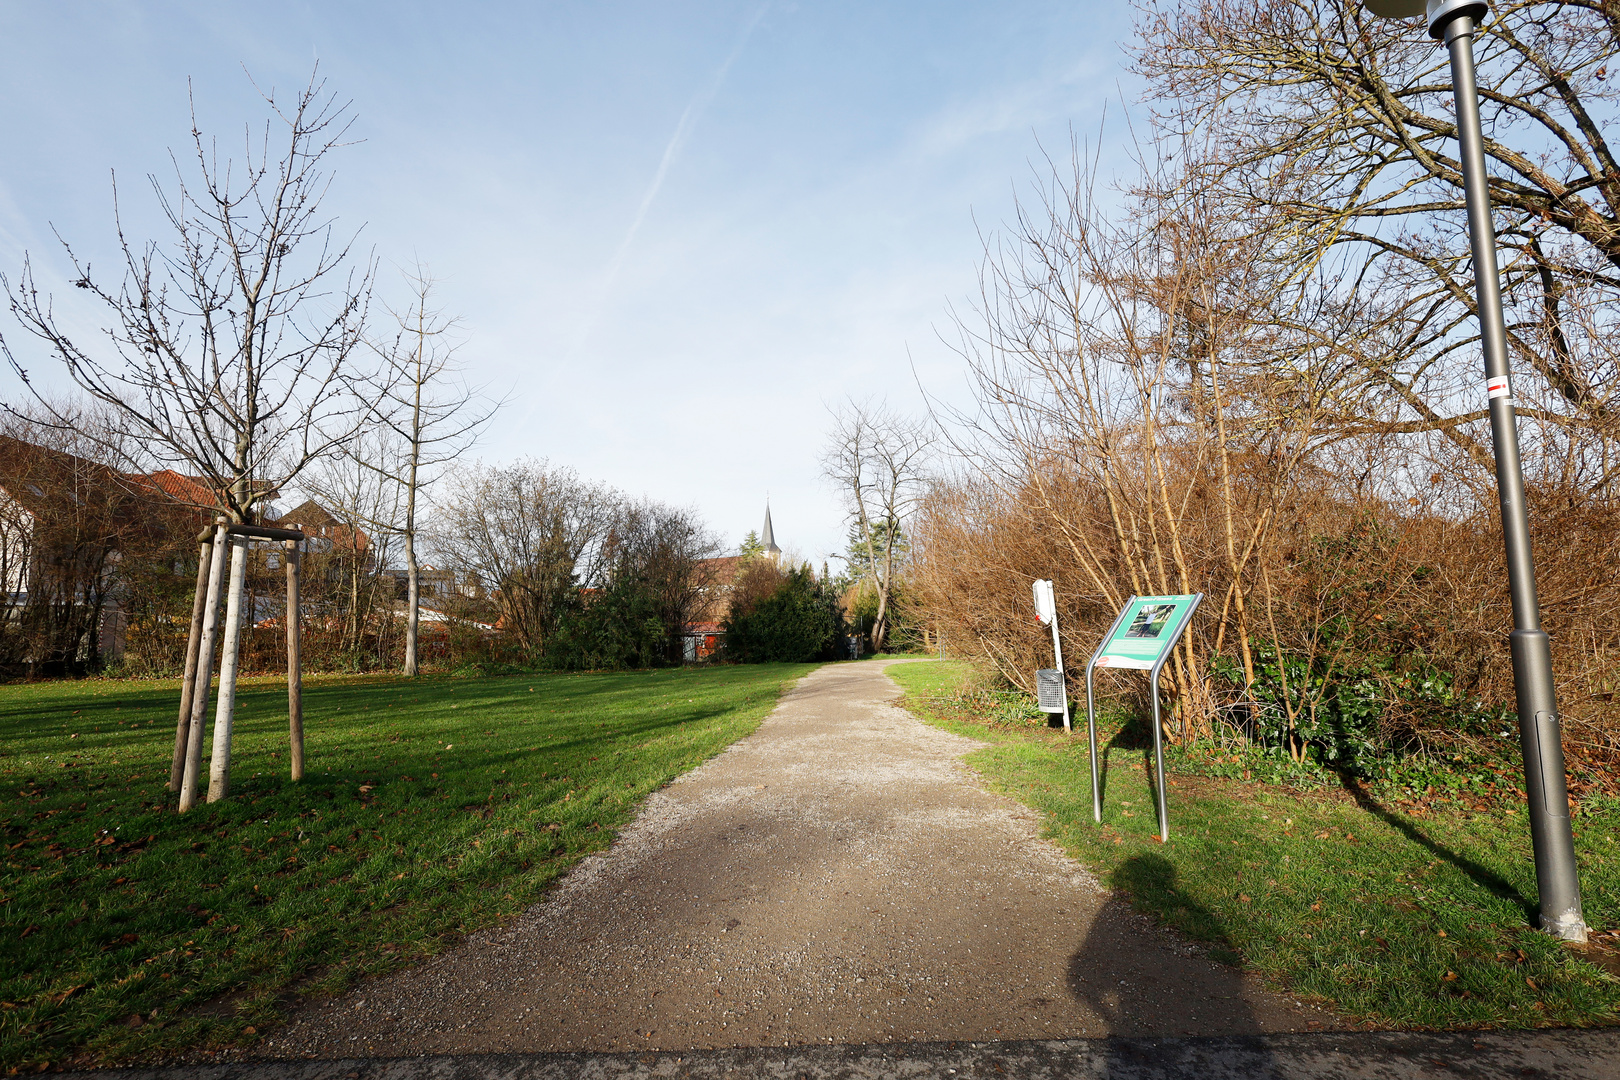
xmin=136 ymin=469 xmax=215 ymax=505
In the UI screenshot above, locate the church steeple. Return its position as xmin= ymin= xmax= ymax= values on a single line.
xmin=761 ymin=503 xmax=782 ymax=562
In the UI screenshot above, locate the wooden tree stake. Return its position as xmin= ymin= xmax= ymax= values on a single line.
xmin=179 ymin=521 xmax=229 ymax=812
xmin=168 ymin=535 xmax=213 ymax=792
xmin=285 ymin=539 xmax=304 ymax=780
xmin=206 ymin=534 xmax=250 ymax=803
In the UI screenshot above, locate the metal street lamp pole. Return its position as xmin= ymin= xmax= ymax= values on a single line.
xmin=1363 ymin=0 xmax=1586 ymax=941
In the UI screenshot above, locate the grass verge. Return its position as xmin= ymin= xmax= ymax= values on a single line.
xmin=0 ymin=663 xmax=813 ymax=1069
xmin=888 ymin=659 xmax=1620 ymax=1030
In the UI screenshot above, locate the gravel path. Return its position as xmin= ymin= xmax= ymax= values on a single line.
xmin=257 ymin=660 xmax=1331 ymax=1059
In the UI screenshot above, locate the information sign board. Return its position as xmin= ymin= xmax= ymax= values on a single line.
xmin=1092 ymin=595 xmax=1200 ymax=670
xmin=1083 ymin=592 xmax=1202 ymax=842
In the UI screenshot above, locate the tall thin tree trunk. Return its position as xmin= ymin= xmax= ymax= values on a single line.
xmin=348 ymin=555 xmax=361 ymax=664
xmin=405 ymin=527 xmax=420 ymax=675
xmin=404 ymin=329 xmax=425 ymax=676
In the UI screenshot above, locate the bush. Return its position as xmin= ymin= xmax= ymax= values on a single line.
xmin=547 ymin=573 xmax=669 ymax=671
xmin=723 ymin=564 xmax=843 ymax=663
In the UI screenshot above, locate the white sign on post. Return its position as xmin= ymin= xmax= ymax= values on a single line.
xmin=1032 ymin=579 xmax=1056 ymax=625
xmin=1031 ymin=579 xmax=1069 ymax=730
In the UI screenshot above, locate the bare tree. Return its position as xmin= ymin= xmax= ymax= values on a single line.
xmin=363 ymin=267 xmax=498 ymax=675
xmin=915 ymin=129 xmax=1380 ymax=740
xmin=603 ymin=498 xmax=724 ymax=660
xmin=820 ymin=400 xmax=935 ymax=652
xmin=299 ymin=428 xmax=406 ymax=665
xmin=0 ymin=402 xmax=183 ymax=675
xmin=1 ymin=70 xmax=378 ymax=806
xmin=1134 ymin=0 xmax=1620 ymax=494
xmin=431 ymin=459 xmax=617 ymax=657
xmin=3 ymin=71 xmax=376 ymax=521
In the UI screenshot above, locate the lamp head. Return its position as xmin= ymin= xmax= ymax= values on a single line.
xmin=1362 ymin=0 xmax=1488 ymax=37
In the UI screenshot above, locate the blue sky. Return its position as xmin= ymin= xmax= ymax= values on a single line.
xmin=0 ymin=1 xmax=1140 ymax=564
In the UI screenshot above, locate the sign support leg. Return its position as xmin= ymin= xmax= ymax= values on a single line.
xmin=1051 ymin=612 xmax=1070 ymax=731
xmin=1150 ymin=658 xmax=1170 ymax=843
xmin=1086 ymin=662 xmax=1101 ymax=822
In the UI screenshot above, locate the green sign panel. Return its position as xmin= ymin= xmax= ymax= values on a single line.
xmin=1092 ymin=594 xmax=1199 ymax=670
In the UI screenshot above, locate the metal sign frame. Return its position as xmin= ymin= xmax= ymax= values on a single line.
xmin=1084 ymin=593 xmax=1203 ymax=842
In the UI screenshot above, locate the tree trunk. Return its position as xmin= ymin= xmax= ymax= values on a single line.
xmin=405 ymin=527 xmax=420 ymax=675
xmin=348 ymin=554 xmax=361 ymax=664
xmin=179 ymin=522 xmax=229 ymax=813
xmin=169 ymin=539 xmax=212 ymax=792
xmin=206 ymin=535 xmax=250 ymax=803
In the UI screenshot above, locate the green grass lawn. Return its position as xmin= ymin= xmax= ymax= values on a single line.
xmin=0 ymin=663 xmax=814 ymax=1069
xmin=888 ymin=660 xmax=1620 ymax=1030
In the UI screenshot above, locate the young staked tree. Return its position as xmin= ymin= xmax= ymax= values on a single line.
xmin=1 ymin=72 xmax=378 ymax=807
xmin=820 ymin=399 xmax=935 ymax=652
xmin=362 ymin=267 xmax=497 ymax=675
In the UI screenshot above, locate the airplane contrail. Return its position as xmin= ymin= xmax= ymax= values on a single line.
xmin=570 ymin=2 xmax=771 ymax=356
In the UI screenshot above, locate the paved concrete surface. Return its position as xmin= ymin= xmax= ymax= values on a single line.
xmin=55 ymin=1029 xmax=1620 ymax=1079
xmin=257 ymin=660 xmax=1325 ymax=1060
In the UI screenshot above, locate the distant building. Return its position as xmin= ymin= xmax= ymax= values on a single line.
xmin=272 ymin=500 xmax=371 ymax=560
xmin=380 ymin=563 xmax=477 ymax=601
xmin=681 ymin=502 xmax=785 ymax=659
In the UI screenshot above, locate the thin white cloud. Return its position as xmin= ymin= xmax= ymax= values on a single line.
xmin=570 ymin=2 xmax=772 ymax=357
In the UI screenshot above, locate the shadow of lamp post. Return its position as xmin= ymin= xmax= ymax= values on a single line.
xmin=1361 ymin=0 xmax=1586 ymax=942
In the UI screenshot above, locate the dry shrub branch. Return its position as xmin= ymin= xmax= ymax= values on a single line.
xmin=912 ymin=108 xmax=1620 ymax=783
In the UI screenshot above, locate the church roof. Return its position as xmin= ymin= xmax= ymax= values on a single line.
xmin=761 ymin=504 xmax=781 ymax=553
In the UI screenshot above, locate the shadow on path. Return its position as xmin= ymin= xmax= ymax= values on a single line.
xmin=1065 ymin=854 xmax=1282 ymax=1067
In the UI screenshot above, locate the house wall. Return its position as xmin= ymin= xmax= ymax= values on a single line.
xmin=0 ymin=488 xmax=34 ymax=598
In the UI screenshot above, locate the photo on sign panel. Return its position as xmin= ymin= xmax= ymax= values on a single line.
xmin=1126 ymin=604 xmax=1176 ymax=639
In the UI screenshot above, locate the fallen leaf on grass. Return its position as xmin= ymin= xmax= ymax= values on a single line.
xmin=1527 ymin=977 xmax=1539 ymax=990
xmin=1443 ymin=971 xmax=1459 ymax=982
